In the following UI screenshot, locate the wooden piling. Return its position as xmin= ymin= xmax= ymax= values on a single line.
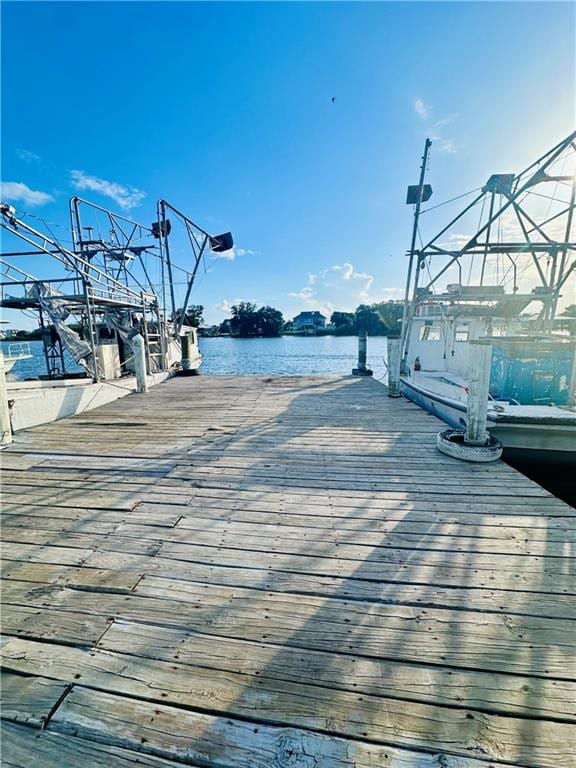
xmin=465 ymin=341 xmax=492 ymax=446
xmin=352 ymin=331 xmax=373 ymax=376
xmin=387 ymin=337 xmax=402 ymax=397
xmin=131 ymin=333 xmax=148 ymax=393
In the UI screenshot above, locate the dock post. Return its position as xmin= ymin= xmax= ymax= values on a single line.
xmin=0 ymin=350 xmax=13 ymax=446
xmin=386 ymin=337 xmax=402 ymax=397
xmin=181 ymin=333 xmax=191 ymax=371
xmin=352 ymin=331 xmax=373 ymax=376
xmin=465 ymin=341 xmax=492 ymax=445
xmin=436 ymin=340 xmax=502 ymax=461
xmin=132 ymin=333 xmax=149 ymax=393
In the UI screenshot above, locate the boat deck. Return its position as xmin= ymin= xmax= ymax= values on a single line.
xmin=1 ymin=375 xmax=574 ymax=767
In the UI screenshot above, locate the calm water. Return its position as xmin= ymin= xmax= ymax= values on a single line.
xmin=199 ymin=335 xmax=389 ymax=378
xmin=3 ymin=336 xmax=389 ymax=381
xmin=2 ymin=339 xmax=82 ymax=381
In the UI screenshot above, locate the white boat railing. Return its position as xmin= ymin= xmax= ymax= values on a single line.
xmin=6 ymin=342 xmax=32 ymax=359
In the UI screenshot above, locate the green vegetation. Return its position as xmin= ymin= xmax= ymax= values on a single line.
xmin=174 ymin=305 xmax=204 ymax=328
xmin=330 ymin=301 xmax=404 ymax=337
xmin=204 ymin=300 xmax=404 ymax=338
xmin=217 ymin=302 xmax=285 ymax=337
xmin=1 ymin=328 xmax=42 ymax=342
xmin=4 ymin=301 xmax=404 ymax=342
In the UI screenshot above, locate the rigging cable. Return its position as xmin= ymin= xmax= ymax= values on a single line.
xmin=419 ymin=186 xmax=483 ymax=215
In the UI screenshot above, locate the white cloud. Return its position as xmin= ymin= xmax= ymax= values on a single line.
xmin=0 ymin=181 xmax=54 ymax=207
xmin=432 ymin=115 xmax=458 ymax=130
xmin=414 ymin=99 xmax=430 ymax=119
xmin=70 ymin=170 xmax=145 ymax=210
xmin=415 ymin=100 xmax=459 ymax=154
xmin=288 ymin=262 xmax=378 ymax=317
xmin=213 ymin=246 xmax=259 ymax=262
xmin=215 ymin=297 xmax=255 ymax=314
xmin=16 ymin=148 xmax=41 ymax=163
xmin=437 ymin=139 xmax=458 ymax=155
xmin=437 ymin=232 xmax=473 ymax=250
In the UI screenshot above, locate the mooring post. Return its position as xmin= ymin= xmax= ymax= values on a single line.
xmin=0 ymin=350 xmax=13 ymax=446
xmin=387 ymin=337 xmax=402 ymax=397
xmin=465 ymin=341 xmax=492 ymax=446
xmin=181 ymin=333 xmax=191 ymax=371
xmin=352 ymin=331 xmax=373 ymax=377
xmin=358 ymin=332 xmax=367 ymax=370
xmin=132 ymin=333 xmax=148 ymax=393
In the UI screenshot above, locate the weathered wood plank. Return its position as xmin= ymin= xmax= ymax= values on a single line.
xmin=1 ymin=603 xmax=111 ymax=647
xmin=0 ymin=542 xmax=93 ymax=566
xmin=48 ymin=683 xmax=569 ymax=768
xmin=0 ymin=559 xmax=141 ymax=592
xmin=4 ymin=527 xmax=569 ymax=594
xmin=2 ymin=544 xmax=571 ymax=619
xmin=164 ymin=483 xmax=571 ymax=513
xmin=3 ymin=641 xmax=571 ymax=766
xmin=114 ymin=518 xmax=574 ymax=557
xmin=159 ymin=502 xmax=575 ymax=533
xmin=97 ymin=620 xmax=576 ymax=719
xmin=158 ymin=541 xmax=570 ymax=593
xmin=1 ymin=721 xmax=193 ymax=768
xmin=156 ymin=473 xmax=553 ymax=497
xmin=1 ymin=508 xmax=182 ymax=527
xmin=0 ymin=672 xmax=69 ymax=727
xmin=2 ymin=578 xmax=573 ymax=677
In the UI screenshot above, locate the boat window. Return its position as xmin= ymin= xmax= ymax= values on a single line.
xmin=420 ymin=325 xmax=441 ymax=341
xmin=455 ymin=324 xmax=469 ymax=342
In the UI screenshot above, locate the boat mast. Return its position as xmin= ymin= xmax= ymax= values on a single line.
xmin=400 ymin=137 xmax=432 ymax=373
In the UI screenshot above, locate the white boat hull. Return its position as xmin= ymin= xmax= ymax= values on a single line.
xmin=400 ymin=376 xmax=576 ymax=464
xmin=6 ymin=371 xmax=174 ymax=432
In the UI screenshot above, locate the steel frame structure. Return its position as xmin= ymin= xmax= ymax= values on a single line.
xmin=400 ymin=131 xmax=576 ymax=369
xmin=1 ymin=196 xmax=232 ymax=381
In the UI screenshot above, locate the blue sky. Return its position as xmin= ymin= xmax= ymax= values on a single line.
xmin=2 ymin=1 xmax=574 ymax=327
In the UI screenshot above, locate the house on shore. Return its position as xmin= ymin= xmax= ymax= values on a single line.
xmin=293 ymin=311 xmax=326 ymax=332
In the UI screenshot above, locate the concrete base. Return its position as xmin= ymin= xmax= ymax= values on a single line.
xmin=7 ymin=371 xmax=173 ymax=432
xmin=352 ymin=368 xmax=373 ymax=377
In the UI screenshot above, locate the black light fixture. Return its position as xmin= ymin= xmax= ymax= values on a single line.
xmin=151 ymin=219 xmax=172 ymax=239
xmin=406 ymin=184 xmax=433 ymax=205
xmin=209 ymin=232 xmax=234 ymax=252
xmin=483 ymin=174 xmax=515 ymax=195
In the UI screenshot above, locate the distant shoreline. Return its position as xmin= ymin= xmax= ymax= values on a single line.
xmin=200 ymin=332 xmax=387 ymax=339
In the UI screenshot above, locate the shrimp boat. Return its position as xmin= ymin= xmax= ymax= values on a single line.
xmin=399 ymin=132 xmax=576 ymax=463
xmin=0 ymin=197 xmax=233 ymax=431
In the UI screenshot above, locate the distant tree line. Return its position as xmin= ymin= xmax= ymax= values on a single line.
xmin=3 ymin=300 xmax=407 ymax=343
xmin=199 ymin=300 xmax=404 ymax=338
xmin=330 ymin=301 xmax=404 ymax=337
xmin=1 ymin=328 xmax=43 ymax=342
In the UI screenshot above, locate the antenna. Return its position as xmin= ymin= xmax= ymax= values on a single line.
xmin=400 ymin=138 xmax=432 ymax=373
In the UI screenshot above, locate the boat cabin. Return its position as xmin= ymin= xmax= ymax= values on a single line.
xmin=406 ymin=284 xmax=538 ymax=377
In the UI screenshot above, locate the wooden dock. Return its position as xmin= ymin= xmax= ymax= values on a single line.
xmin=1 ymin=374 xmax=574 ymax=767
